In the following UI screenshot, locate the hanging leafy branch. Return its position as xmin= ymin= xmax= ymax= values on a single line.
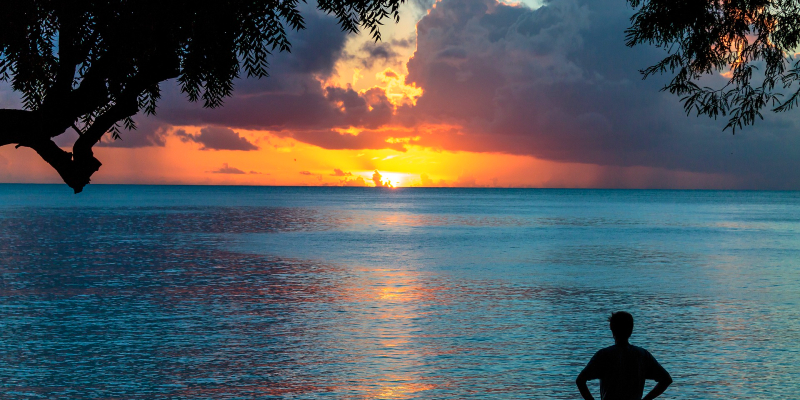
xmin=627 ymin=0 xmax=800 ymax=131
xmin=0 ymin=0 xmax=404 ymax=192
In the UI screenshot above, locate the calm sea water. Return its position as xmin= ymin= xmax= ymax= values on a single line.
xmin=1 ymin=185 xmax=798 ymax=399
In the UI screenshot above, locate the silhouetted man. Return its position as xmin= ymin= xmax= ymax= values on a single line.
xmin=576 ymin=312 xmax=672 ymax=400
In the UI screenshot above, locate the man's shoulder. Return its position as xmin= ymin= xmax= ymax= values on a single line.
xmin=630 ymin=345 xmax=654 ymax=356
xmin=596 ymin=344 xmax=652 ymax=356
xmin=593 ymin=345 xmax=617 ymax=356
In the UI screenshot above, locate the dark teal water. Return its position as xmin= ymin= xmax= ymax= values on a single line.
xmin=1 ymin=185 xmax=798 ymax=399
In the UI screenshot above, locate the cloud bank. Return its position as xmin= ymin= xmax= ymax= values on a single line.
xmin=210 ymin=163 xmax=246 ymax=174
xmin=145 ymin=0 xmax=800 ymax=188
xmin=396 ymin=0 xmax=800 ymax=188
xmin=175 ymin=127 xmax=258 ymax=151
xmin=4 ymin=0 xmax=798 ymax=188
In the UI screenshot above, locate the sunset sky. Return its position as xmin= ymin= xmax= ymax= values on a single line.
xmin=3 ymin=0 xmax=800 ymax=189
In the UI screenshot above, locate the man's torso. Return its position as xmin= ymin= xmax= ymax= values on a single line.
xmin=581 ymin=344 xmax=667 ymax=400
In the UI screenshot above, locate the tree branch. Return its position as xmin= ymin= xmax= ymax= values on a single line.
xmin=0 ymin=109 xmax=89 ymax=192
xmin=0 ymin=109 xmax=38 ymax=147
xmin=28 ymin=139 xmax=90 ymax=191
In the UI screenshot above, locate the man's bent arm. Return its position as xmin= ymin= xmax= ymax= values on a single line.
xmin=575 ymin=372 xmax=595 ymax=400
xmin=642 ymin=374 xmax=673 ymax=400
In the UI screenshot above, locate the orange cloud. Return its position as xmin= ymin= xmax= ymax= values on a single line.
xmin=0 ymin=129 xmax=745 ymax=189
xmin=330 ymin=169 xmax=353 ymax=176
xmin=375 ymin=68 xmax=423 ymax=107
xmin=339 ymin=176 xmax=369 ymax=186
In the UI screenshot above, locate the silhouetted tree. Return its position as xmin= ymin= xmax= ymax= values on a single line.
xmin=0 ymin=0 xmax=402 ymax=192
xmin=627 ymin=0 xmax=800 ymax=131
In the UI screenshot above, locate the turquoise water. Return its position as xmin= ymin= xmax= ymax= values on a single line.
xmin=1 ymin=185 xmax=798 ymax=399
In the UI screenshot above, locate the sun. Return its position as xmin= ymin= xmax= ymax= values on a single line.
xmin=372 ymin=171 xmax=417 ymax=187
xmin=354 ymin=170 xmax=419 ymax=188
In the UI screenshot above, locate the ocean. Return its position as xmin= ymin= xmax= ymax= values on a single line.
xmin=1 ymin=185 xmax=798 ymax=399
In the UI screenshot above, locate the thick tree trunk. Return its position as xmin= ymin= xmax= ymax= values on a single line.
xmin=0 ymin=108 xmax=101 ymax=193
xmin=30 ymin=140 xmax=102 ymax=193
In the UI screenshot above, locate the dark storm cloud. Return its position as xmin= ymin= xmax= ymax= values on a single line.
xmin=0 ymin=81 xmax=21 ymax=109
xmin=98 ymin=118 xmax=170 ymax=148
xmin=362 ymin=42 xmax=399 ymax=63
xmin=175 ymin=126 xmax=258 ymax=151
xmin=394 ymin=0 xmax=800 ymax=188
xmin=47 ymin=113 xmax=170 ymax=148
xmin=160 ymin=81 xmax=394 ymax=134
xmin=284 ymin=128 xmax=408 ymax=152
xmin=357 ymin=38 xmax=412 ymax=69
xmin=152 ymin=5 xmax=392 ymax=134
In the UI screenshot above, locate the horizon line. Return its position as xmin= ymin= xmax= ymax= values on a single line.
xmin=0 ymin=183 xmax=796 ymax=192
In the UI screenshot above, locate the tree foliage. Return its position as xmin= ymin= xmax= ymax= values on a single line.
xmin=0 ymin=0 xmax=403 ymax=192
xmin=626 ymin=0 xmax=800 ymax=131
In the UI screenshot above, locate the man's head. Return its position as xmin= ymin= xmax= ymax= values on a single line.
xmin=608 ymin=311 xmax=634 ymax=340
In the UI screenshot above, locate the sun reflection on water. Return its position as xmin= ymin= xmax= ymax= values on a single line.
xmin=343 ymin=268 xmax=440 ymax=398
